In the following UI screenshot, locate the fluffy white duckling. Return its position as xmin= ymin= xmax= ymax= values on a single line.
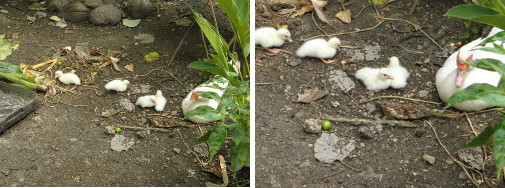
xmin=436 ymin=27 xmax=505 ymax=111
xmin=296 ymin=37 xmax=341 ymax=64
xmin=355 ymin=67 xmax=394 ymax=91
xmin=105 ymin=80 xmax=130 ymax=92
xmin=154 ymin=90 xmax=167 ymax=112
xmin=255 ymin=26 xmax=293 ymax=48
xmin=55 ymin=70 xmax=81 ymax=85
xmin=135 ymin=95 xmax=156 ymax=108
xmin=386 ymin=56 xmax=409 ymax=89
xmin=182 ymin=81 xmax=226 ymax=124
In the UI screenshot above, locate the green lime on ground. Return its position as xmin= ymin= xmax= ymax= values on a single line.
xmin=322 ymin=120 xmax=331 ymax=131
xmin=115 ymin=127 xmax=122 ymax=133
xmin=56 ymin=61 xmax=62 ymax=66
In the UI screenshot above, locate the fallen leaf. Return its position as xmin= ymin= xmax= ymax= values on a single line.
xmin=122 ymin=19 xmax=141 ymax=28
xmin=297 ymin=88 xmax=328 ymax=103
xmin=203 ymin=165 xmax=222 ymax=178
xmin=145 ymin=52 xmax=160 ymax=62
xmin=335 ymin=9 xmax=351 ymax=23
xmin=102 ymin=109 xmax=120 ymax=118
xmin=311 ymin=0 xmax=330 ymax=24
xmin=314 ymin=132 xmax=355 ymax=163
xmin=124 ymin=64 xmax=134 ymax=72
xmin=110 ymin=135 xmax=135 ymax=152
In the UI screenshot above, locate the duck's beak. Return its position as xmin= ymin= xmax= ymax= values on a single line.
xmin=387 ymin=75 xmax=394 ymax=80
xmin=184 ymin=92 xmax=200 ymax=105
xmin=455 ymin=52 xmax=472 ymax=88
xmin=287 ymin=38 xmax=293 ymax=43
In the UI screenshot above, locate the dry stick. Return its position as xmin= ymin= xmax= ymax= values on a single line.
xmin=393 ymin=45 xmax=425 ymax=54
xmin=338 ymin=160 xmax=361 ymax=172
xmin=208 ymin=0 xmax=219 ymax=32
xmin=464 ymin=112 xmax=478 ymax=137
xmin=118 ymin=125 xmax=172 ymax=133
xmin=424 ymin=120 xmax=480 ymax=187
xmin=256 ymin=82 xmax=275 ymax=85
xmin=305 ymin=20 xmax=385 ymax=41
xmin=311 ymin=11 xmax=328 ymax=37
xmin=408 ymin=0 xmax=420 ymax=15
xmin=200 ymin=30 xmax=209 ymax=59
xmin=352 ymin=4 xmax=370 ymax=19
xmin=361 ymin=95 xmax=442 ymax=105
xmin=380 ymin=17 xmax=442 ymax=49
xmin=176 ymin=128 xmax=206 ymax=167
xmin=323 ymin=115 xmax=418 ymax=128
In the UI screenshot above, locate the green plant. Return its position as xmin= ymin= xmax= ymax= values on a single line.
xmin=460 ymin=20 xmax=485 ymax=43
xmin=445 ymin=0 xmax=505 ymax=179
xmin=186 ymin=0 xmax=249 ymax=177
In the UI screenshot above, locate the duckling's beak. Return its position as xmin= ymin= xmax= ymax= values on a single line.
xmin=387 ymin=75 xmax=394 ymax=80
xmin=287 ymin=38 xmax=293 ymax=43
xmin=455 ymin=52 xmax=472 ymax=88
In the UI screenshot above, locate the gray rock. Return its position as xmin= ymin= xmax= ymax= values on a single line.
xmin=418 ymin=90 xmax=430 ymax=98
xmin=110 ymin=135 xmax=135 ymax=152
xmin=358 ymin=124 xmax=383 ymax=139
xmin=303 ymin=118 xmax=321 ymax=134
xmin=329 ymin=70 xmax=355 ymax=92
xmin=47 ymin=0 xmax=70 ymax=12
xmin=119 ymin=98 xmax=135 ymax=112
xmin=128 ymin=0 xmax=153 ymax=19
xmin=193 ymin=143 xmax=209 ymax=158
xmin=89 ymin=5 xmax=121 ymax=25
xmin=457 ymin=148 xmax=484 ymax=170
xmin=136 ymin=129 xmax=151 ymax=138
xmin=104 ymin=125 xmax=115 ymax=135
xmin=59 ymin=2 xmax=90 ymax=23
xmin=84 ymin=0 xmax=103 ymax=9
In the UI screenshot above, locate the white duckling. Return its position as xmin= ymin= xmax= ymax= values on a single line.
xmin=255 ymin=26 xmax=293 ymax=48
xmin=105 ymin=79 xmax=130 ymax=92
xmin=355 ymin=67 xmax=394 ymax=91
xmin=386 ymin=56 xmax=409 ymax=89
xmin=55 ymin=70 xmax=81 ymax=85
xmin=435 ymin=27 xmax=505 ymax=111
xmin=182 ymin=81 xmax=227 ymax=124
xmin=135 ymin=95 xmax=156 ymax=108
xmin=154 ymin=90 xmax=167 ymax=112
xmin=296 ymin=37 xmax=341 ymax=64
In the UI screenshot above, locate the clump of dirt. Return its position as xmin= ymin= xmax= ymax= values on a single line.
xmin=256 ymin=0 xmax=503 ymax=187
xmin=0 ymin=0 xmax=248 ymax=186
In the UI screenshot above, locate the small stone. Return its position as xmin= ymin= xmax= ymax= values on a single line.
xmin=173 ymin=148 xmax=181 ymax=154
xmin=418 ymin=90 xmax=430 ymax=98
xmin=89 ymin=5 xmax=121 ymax=25
xmin=459 ymin=172 xmax=467 ymax=179
xmin=445 ymin=158 xmax=454 ymax=164
xmin=420 ymin=68 xmax=429 ymax=73
xmin=83 ymin=0 xmax=103 ymax=9
xmin=136 ymin=130 xmax=151 ymax=138
xmin=331 ymin=101 xmax=340 ymax=107
xmin=365 ymin=103 xmax=376 ymax=113
xmin=415 ymin=130 xmax=424 ymax=137
xmin=59 ymin=2 xmax=90 ymax=23
xmin=392 ymin=138 xmax=398 ymax=142
xmin=128 ymin=0 xmax=153 ymax=19
xmin=303 ymin=118 xmax=322 ymax=134
xmin=358 ymin=124 xmax=382 ymax=139
xmin=47 ymin=0 xmax=69 ymax=12
xmin=422 ymin=154 xmax=435 ymax=165
xmin=288 ymin=58 xmax=302 ymax=67
xmin=104 ymin=125 xmax=115 ymax=135
xmin=424 ymin=58 xmax=431 ymax=64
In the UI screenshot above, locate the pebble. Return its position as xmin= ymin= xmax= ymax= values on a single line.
xmin=420 ymin=68 xmax=429 ymax=73
xmin=445 ymin=158 xmax=454 ymax=165
xmin=173 ymin=148 xmax=181 ymax=154
xmin=358 ymin=124 xmax=383 ymax=139
xmin=303 ymin=118 xmax=321 ymax=134
xmin=422 ymin=154 xmax=435 ymax=165
xmin=418 ymin=90 xmax=430 ymax=98
xmin=48 ymin=0 xmax=69 ymax=12
xmin=104 ymin=125 xmax=115 ymax=135
xmin=331 ymin=101 xmax=340 ymax=108
xmin=128 ymin=0 xmax=153 ymax=19
xmin=136 ymin=130 xmax=151 ymax=138
xmin=89 ymin=5 xmax=121 ymax=25
xmin=59 ymin=1 xmax=90 ymax=23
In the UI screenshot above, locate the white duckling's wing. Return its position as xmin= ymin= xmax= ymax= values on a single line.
xmin=387 ymin=57 xmax=409 ymax=89
xmin=255 ymin=27 xmax=281 ymax=48
xmin=296 ymin=39 xmax=328 ymax=58
xmin=155 ymin=90 xmax=167 ymax=112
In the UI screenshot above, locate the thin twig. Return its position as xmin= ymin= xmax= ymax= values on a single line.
xmin=311 ymin=11 xmax=328 ymax=37
xmin=380 ymin=17 xmax=441 ymax=49
xmin=338 ymin=160 xmax=362 ymax=172
xmin=323 ymin=115 xmax=418 ymax=128
xmin=208 ymin=0 xmax=219 ymax=32
xmin=464 ymin=112 xmax=478 ymax=137
xmin=424 ymin=120 xmax=479 ymax=187
xmin=408 ymin=0 xmax=420 ymax=15
xmin=393 ymin=45 xmax=425 ymax=54
xmin=118 ymin=125 xmax=172 ymax=133
xmin=361 ymin=95 xmax=442 ymax=105
xmin=200 ymin=30 xmax=209 ymax=59
xmin=256 ymin=82 xmax=275 ymax=85
xmin=168 ymin=23 xmax=194 ymax=67
xmin=176 ymin=128 xmax=206 ymax=167
xmin=305 ymin=20 xmax=385 ymax=41
xmin=352 ymin=4 xmax=370 ymax=19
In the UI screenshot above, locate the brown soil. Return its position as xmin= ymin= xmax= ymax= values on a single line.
xmin=256 ymin=0 xmax=504 ymax=187
xmin=0 ymin=0 xmax=248 ymax=186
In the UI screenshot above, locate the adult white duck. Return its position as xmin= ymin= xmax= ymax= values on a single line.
xmin=435 ymin=27 xmax=505 ymax=111
xmin=181 ymin=80 xmax=227 ymax=123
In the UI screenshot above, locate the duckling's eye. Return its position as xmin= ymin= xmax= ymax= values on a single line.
xmin=383 ymin=74 xmax=387 ymax=76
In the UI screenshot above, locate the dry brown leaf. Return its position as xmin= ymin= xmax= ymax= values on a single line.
xmin=124 ymin=64 xmax=134 ymax=72
xmin=291 ymin=5 xmax=314 ymax=18
xmin=335 ymin=9 xmax=351 ymax=24
xmin=101 ymin=109 xmax=120 ymax=118
xmin=297 ymin=88 xmax=328 ymax=103
xmin=311 ymin=0 xmax=330 ymax=24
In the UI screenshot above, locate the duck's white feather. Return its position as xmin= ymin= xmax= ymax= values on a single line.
xmin=355 ymin=67 xmax=392 ymax=91
xmin=55 ymin=70 xmax=81 ymax=85
xmin=182 ymin=81 xmax=226 ymax=124
xmin=296 ymin=37 xmax=341 ymax=59
xmin=136 ymin=95 xmax=156 ymax=108
xmin=105 ymin=80 xmax=129 ymax=92
xmin=154 ymin=90 xmax=167 ymax=112
xmin=435 ymin=27 xmax=505 ymax=111
xmin=255 ymin=27 xmax=292 ymax=48
xmin=387 ymin=56 xmax=409 ymax=89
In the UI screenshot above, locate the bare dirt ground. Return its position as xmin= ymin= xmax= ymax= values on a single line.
xmin=0 ymin=0 xmax=248 ymax=186
xmin=256 ymin=0 xmax=505 ymax=187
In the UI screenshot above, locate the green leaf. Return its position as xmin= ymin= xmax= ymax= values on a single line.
xmin=230 ymin=132 xmax=249 ymax=176
xmin=459 ymin=124 xmax=497 ymax=148
xmin=465 ymin=58 xmax=505 ymax=78
xmin=445 ymin=4 xmax=505 ymax=29
xmin=188 ymin=0 xmax=199 ymax=5
xmin=122 ymin=19 xmax=141 ymax=28
xmin=460 ymin=33 xmax=470 ymax=40
xmin=494 ymin=118 xmax=505 ymax=178
xmin=144 ymin=52 xmax=160 ymax=62
xmin=445 ymin=83 xmax=505 ymax=109
xmin=194 ymin=129 xmax=212 ymax=143
xmin=188 ymin=61 xmax=228 ymax=78
xmin=464 ymin=20 xmax=471 ymax=28
xmin=229 ymin=122 xmax=246 ymax=144
xmin=209 ymin=123 xmax=227 ymax=160
xmin=198 ymin=91 xmax=221 ymax=102
xmin=184 ymin=106 xmax=221 ymax=121
xmin=193 ymin=12 xmax=228 ymax=66
xmin=478 ymin=31 xmax=505 ymax=45
xmin=498 ymin=78 xmax=505 ymax=90
xmin=473 ymin=43 xmax=505 ymax=55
